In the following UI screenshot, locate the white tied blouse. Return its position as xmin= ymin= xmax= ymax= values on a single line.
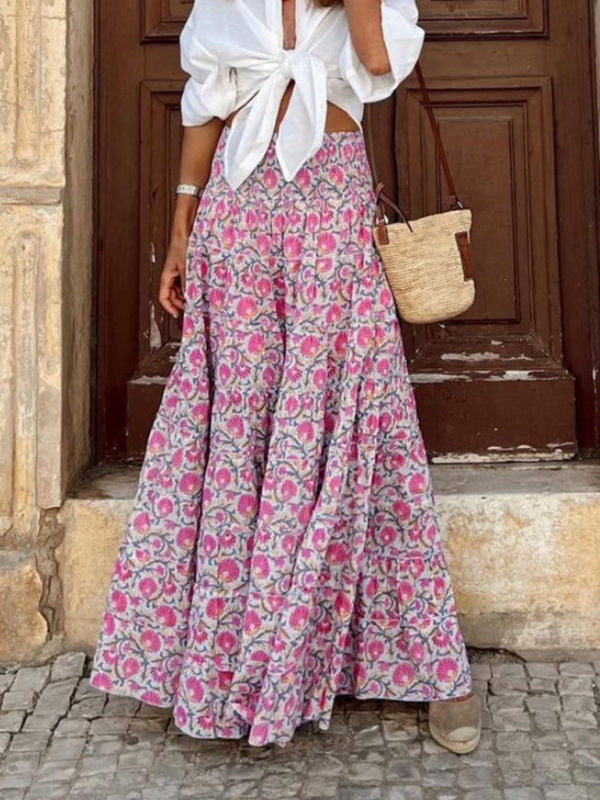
xmin=180 ymin=0 xmax=425 ymax=190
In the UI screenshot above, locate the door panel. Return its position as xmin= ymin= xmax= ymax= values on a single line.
xmin=141 ymin=0 xmax=194 ymax=42
xmin=418 ymin=0 xmax=547 ymax=36
xmin=95 ymin=0 xmax=600 ymax=461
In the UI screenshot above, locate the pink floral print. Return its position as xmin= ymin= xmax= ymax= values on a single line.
xmin=90 ymin=126 xmax=472 ymax=746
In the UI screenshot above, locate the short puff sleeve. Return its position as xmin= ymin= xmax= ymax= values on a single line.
xmin=339 ymin=0 xmax=425 ymax=104
xmin=179 ymin=10 xmax=237 ymax=126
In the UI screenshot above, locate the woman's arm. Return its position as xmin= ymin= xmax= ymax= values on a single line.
xmin=343 ymin=0 xmax=392 ymax=76
xmin=160 ymin=117 xmax=224 ymax=318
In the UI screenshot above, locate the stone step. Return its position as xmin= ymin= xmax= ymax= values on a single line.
xmin=18 ymin=461 xmax=600 ymax=656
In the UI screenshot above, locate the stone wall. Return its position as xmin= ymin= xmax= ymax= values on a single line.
xmin=0 ymin=0 xmax=93 ymax=661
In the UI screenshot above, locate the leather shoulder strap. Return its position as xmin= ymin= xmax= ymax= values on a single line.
xmin=414 ymin=62 xmax=459 ymax=207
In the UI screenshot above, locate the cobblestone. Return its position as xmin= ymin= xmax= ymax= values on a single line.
xmin=301 ymin=774 xmax=340 ymax=797
xmin=559 ymin=663 xmax=596 ymax=677
xmin=572 ymin=749 xmax=600 ymax=766
xmin=531 ymin=731 xmax=568 ymax=750
xmin=491 ymin=710 xmax=533 ymax=731
xmin=562 ymin=696 xmax=597 ymax=713
xmin=21 ymin=712 xmax=63 ymax=733
xmin=504 ymin=789 xmax=543 ymax=800
xmin=543 ymin=788 xmax=590 ymax=800
xmin=531 ymin=711 xmax=561 ymax=731
xmin=560 ymin=711 xmax=598 ymax=729
xmin=565 ymin=728 xmax=600 ymax=748
xmin=529 ymin=678 xmax=558 ymax=693
xmin=0 ymin=653 xmax=599 ymax=798
xmin=50 ymin=653 xmax=86 ymax=683
xmin=0 ymin=732 xmax=11 ymax=754
xmin=0 ymin=711 xmax=26 ymax=733
xmin=525 ymin=695 xmax=561 ymax=713
xmin=10 ymin=667 xmax=50 ymax=695
xmin=573 ymin=766 xmax=600 ymax=783
xmin=385 ymin=787 xmax=422 ymax=800
xmin=491 ymin=677 xmax=531 ymax=695
xmin=525 ymin=663 xmax=559 ymax=679
xmin=559 ymin=678 xmax=595 ymax=696
xmin=1 ymin=692 xmax=37 ymax=712
xmin=0 ymin=674 xmax=16 ymax=693
xmin=489 ymin=694 xmax=527 ymax=712
xmin=497 ymin=751 xmax=532 ymax=772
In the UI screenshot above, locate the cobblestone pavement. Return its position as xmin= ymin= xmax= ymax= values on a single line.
xmin=1 ymin=652 xmax=600 ymax=800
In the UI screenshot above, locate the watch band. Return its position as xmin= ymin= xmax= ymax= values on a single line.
xmin=175 ymin=183 xmax=204 ymax=198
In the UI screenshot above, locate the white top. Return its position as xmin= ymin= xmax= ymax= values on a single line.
xmin=180 ymin=0 xmax=424 ymax=190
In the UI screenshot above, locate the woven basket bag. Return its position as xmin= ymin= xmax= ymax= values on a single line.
xmin=372 ymin=64 xmax=475 ymax=325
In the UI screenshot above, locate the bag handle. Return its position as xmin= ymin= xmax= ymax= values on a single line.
xmin=374 ymin=61 xmax=464 ymax=237
xmin=374 ymin=182 xmax=412 ymax=229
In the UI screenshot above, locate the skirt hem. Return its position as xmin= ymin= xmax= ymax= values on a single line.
xmin=89 ymin=670 xmax=472 ymax=747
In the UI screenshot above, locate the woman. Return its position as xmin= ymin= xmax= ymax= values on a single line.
xmin=90 ymin=0 xmax=481 ymax=754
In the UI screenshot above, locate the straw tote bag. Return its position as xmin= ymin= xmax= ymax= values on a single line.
xmin=372 ymin=64 xmax=475 ymax=325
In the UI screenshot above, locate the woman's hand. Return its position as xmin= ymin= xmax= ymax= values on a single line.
xmin=159 ymin=234 xmax=189 ymax=319
xmin=161 ymin=120 xmax=225 ymax=318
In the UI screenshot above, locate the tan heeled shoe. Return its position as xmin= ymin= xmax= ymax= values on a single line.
xmin=427 ymin=691 xmax=481 ymax=754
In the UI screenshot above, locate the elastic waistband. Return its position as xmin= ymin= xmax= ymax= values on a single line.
xmin=212 ymin=123 xmax=372 ymax=197
xmin=221 ymin=119 xmax=363 ymax=139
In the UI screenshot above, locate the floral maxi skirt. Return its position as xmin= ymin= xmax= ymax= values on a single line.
xmin=90 ymin=126 xmax=473 ymax=746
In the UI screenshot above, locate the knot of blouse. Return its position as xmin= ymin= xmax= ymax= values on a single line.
xmin=180 ymin=0 xmax=425 ymax=191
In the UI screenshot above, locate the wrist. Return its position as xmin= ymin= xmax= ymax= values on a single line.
xmin=169 ymin=230 xmax=191 ymax=247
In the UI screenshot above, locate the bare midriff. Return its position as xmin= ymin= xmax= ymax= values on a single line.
xmin=224 ymin=85 xmax=360 ymax=133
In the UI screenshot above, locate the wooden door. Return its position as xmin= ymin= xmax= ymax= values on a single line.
xmin=387 ymin=1 xmax=600 ymax=461
xmin=95 ymin=0 xmax=600 ymax=462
